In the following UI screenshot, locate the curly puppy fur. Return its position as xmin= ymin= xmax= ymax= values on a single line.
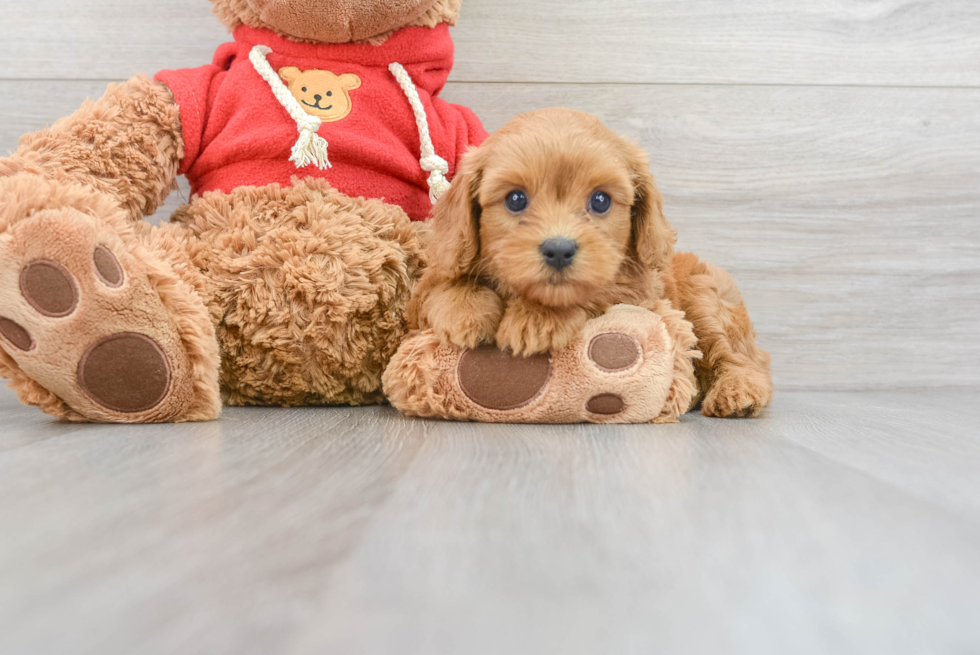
xmin=409 ymin=108 xmax=773 ymax=418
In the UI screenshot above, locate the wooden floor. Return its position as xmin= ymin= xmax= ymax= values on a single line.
xmin=1 ymin=386 xmax=978 ymax=654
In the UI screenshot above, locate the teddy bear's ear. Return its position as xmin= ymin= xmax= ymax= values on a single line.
xmin=278 ymin=67 xmax=302 ymax=84
xmin=339 ymin=74 xmax=362 ymax=90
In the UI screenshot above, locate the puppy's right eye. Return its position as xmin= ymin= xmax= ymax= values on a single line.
xmin=505 ymin=190 xmax=529 ymax=213
xmin=589 ymin=191 xmax=612 ymax=215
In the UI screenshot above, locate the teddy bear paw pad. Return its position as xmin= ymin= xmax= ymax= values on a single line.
xmin=0 ymin=317 xmax=34 ymax=352
xmin=0 ymin=210 xmax=197 ymax=422
xmin=19 ymin=259 xmax=80 ymax=317
xmin=77 ymin=333 xmax=172 ymax=414
xmin=588 ymin=333 xmax=641 ymax=372
xmin=457 ymin=346 xmax=552 ymax=411
xmin=586 ymin=393 xmax=626 ymax=416
xmin=581 ymin=331 xmax=646 ymax=418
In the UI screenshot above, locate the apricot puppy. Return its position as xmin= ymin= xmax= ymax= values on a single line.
xmin=409 ymin=108 xmax=774 ymax=418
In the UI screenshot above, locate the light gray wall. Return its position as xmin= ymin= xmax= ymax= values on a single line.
xmin=1 ymin=0 xmax=977 ymax=391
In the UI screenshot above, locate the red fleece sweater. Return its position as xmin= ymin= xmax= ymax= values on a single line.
xmin=156 ymin=24 xmax=487 ymax=221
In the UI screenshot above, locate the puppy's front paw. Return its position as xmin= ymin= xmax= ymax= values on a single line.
xmin=702 ymin=366 xmax=773 ymax=418
xmin=425 ymin=284 xmax=503 ymax=349
xmin=496 ymin=302 xmax=588 ymax=356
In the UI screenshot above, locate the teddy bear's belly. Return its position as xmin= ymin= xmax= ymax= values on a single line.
xmin=191 ymin=159 xmax=435 ymax=223
xmin=169 ymin=178 xmax=426 ymax=406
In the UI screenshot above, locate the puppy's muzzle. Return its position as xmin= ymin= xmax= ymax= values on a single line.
xmin=540 ymin=238 xmax=578 ymax=271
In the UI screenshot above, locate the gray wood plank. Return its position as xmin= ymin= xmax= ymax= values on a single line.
xmin=2 ymin=0 xmax=980 ymax=86
xmin=0 ymin=398 xmax=431 ymax=654
xmin=443 ymin=83 xmax=980 ymax=391
xmin=294 ymin=391 xmax=980 ymax=655
xmin=2 ymin=81 xmax=978 ymax=390
xmin=451 ymin=0 xmax=980 ymax=87
xmin=0 ymin=0 xmax=228 ymax=80
xmin=0 ymin=387 xmax=978 ymax=655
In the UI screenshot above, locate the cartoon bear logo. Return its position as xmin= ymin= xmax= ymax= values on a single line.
xmin=278 ymin=66 xmax=362 ymax=122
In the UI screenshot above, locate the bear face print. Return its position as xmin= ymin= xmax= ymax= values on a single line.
xmin=278 ymin=67 xmax=362 ymax=122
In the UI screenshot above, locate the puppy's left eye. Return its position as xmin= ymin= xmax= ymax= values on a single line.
xmin=590 ymin=191 xmax=612 ymax=215
xmin=505 ymin=190 xmax=529 ymax=213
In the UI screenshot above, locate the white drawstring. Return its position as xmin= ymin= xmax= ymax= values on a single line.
xmin=389 ymin=63 xmax=452 ymax=204
xmin=249 ymin=47 xmax=449 ymax=200
xmin=249 ymin=45 xmax=331 ymax=170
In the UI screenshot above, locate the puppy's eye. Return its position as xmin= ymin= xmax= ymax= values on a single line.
xmin=590 ymin=191 xmax=612 ymax=215
xmin=302 ymin=87 xmax=308 ymax=92
xmin=505 ymin=190 xmax=529 ymax=213
xmin=327 ymin=91 xmax=333 ymax=97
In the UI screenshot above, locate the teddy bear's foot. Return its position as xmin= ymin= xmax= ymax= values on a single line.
xmin=0 ymin=209 xmax=221 ymax=423
xmin=384 ymin=304 xmax=700 ymax=424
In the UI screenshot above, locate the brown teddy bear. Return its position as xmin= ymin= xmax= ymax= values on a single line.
xmin=0 ymin=0 xmax=481 ymax=422
xmin=0 ymin=0 xmax=772 ymax=424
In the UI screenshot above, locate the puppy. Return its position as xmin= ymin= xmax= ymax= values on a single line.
xmin=408 ymin=108 xmax=773 ymax=418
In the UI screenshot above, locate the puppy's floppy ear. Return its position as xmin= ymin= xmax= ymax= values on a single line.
xmin=427 ymin=147 xmax=486 ymax=279
xmin=626 ymin=143 xmax=676 ymax=272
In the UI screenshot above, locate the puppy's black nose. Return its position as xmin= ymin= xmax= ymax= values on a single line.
xmin=314 ymin=94 xmax=323 ymax=102
xmin=540 ymin=238 xmax=579 ymax=271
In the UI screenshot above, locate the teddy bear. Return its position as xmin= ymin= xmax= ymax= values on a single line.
xmin=0 ymin=0 xmax=772 ymax=424
xmin=0 ymin=0 xmax=483 ymax=423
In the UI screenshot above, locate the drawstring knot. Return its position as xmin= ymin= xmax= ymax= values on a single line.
xmin=250 ymin=45 xmax=331 ymax=170
xmin=420 ymin=154 xmax=452 ymax=204
xmin=390 ymin=62 xmax=452 ymax=204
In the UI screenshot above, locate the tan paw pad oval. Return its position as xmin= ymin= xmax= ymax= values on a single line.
xmin=20 ymin=260 xmax=79 ymax=318
xmin=586 ymin=394 xmax=626 ymax=416
xmin=588 ymin=333 xmax=641 ymax=372
xmin=458 ymin=346 xmax=552 ymax=411
xmin=93 ymin=246 xmax=124 ymax=288
xmin=77 ymin=333 xmax=172 ymax=413
xmin=0 ymin=317 xmax=34 ymax=351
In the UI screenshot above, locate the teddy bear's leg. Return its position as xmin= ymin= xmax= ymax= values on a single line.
xmin=385 ymin=304 xmax=701 ymax=424
xmin=0 ymin=76 xmax=221 ymax=422
xmin=0 ymin=184 xmax=222 ymax=423
xmin=168 ymin=179 xmax=425 ymax=407
xmin=671 ymin=252 xmax=774 ymax=418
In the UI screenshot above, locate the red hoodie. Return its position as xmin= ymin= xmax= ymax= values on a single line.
xmin=156 ymin=23 xmax=487 ymax=221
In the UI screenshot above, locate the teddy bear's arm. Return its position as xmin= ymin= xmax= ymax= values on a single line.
xmin=0 ymin=75 xmax=183 ymax=223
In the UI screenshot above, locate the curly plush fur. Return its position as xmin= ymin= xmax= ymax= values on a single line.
xmin=166 ymin=179 xmax=424 ymax=407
